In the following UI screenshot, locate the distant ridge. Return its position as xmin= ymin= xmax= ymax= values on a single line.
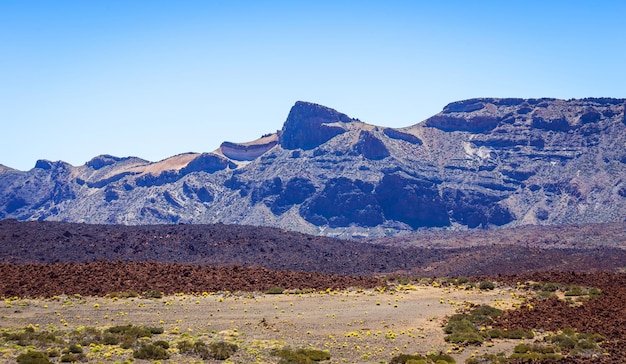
xmin=1 ymin=98 xmax=625 ymax=238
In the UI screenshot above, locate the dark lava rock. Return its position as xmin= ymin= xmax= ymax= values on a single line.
xmin=442 ymin=188 xmax=514 ymax=228
xmin=270 ymin=177 xmax=316 ymax=215
xmin=375 ymin=173 xmax=449 ymax=229
xmin=301 ymin=177 xmax=383 ymax=227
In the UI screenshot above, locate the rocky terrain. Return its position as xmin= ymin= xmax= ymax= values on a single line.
xmin=1 ymin=219 xmax=625 ymax=277
xmin=1 ymin=98 xmax=626 ymax=237
xmin=1 ymin=219 xmax=626 ymax=362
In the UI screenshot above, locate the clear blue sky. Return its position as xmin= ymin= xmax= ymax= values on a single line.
xmin=2 ymin=1 xmax=625 ymax=171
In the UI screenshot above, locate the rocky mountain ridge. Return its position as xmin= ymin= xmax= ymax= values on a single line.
xmin=1 ymin=98 xmax=625 ymax=238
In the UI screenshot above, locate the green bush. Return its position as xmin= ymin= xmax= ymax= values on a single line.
xmin=479 ymin=281 xmax=495 ymax=290
xmin=444 ymin=331 xmax=484 ymax=345
xmin=389 ymin=353 xmax=455 ymax=364
xmin=107 ymin=291 xmax=140 ymax=299
xmin=272 ymin=347 xmax=330 ymax=363
xmin=102 ymin=333 xmax=119 ymax=345
xmin=266 ymin=286 xmax=285 ymax=294
xmin=176 ymin=340 xmax=237 ymax=360
xmin=3 ymin=328 xmax=61 ymax=346
xmin=564 ymin=286 xmax=585 ymax=296
xmin=153 ymin=340 xmax=170 ymax=349
xmin=143 ymin=289 xmax=163 ymax=299
xmin=60 ymin=353 xmax=84 ymax=362
xmin=133 ymin=343 xmax=170 ymax=360
xmin=390 ymin=354 xmax=426 ymax=364
xmin=443 ymin=318 xmax=474 ymax=334
xmin=541 ymin=282 xmax=559 ymax=292
xmin=209 ymin=341 xmax=239 ymax=360
xmin=103 ymin=324 xmax=163 ymax=349
xmin=176 ymin=339 xmax=195 ymax=354
xmin=192 ymin=340 xmax=211 ymax=360
xmin=546 ymin=330 xmax=605 ymax=356
xmin=16 ymin=351 xmax=51 ymax=364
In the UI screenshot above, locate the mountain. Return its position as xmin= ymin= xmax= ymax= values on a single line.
xmin=1 ymin=98 xmax=625 ymax=237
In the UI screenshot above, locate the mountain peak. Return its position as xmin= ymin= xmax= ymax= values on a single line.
xmin=279 ymin=101 xmax=354 ymax=150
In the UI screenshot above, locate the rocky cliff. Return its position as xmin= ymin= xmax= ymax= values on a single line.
xmin=1 ymin=98 xmax=625 ymax=237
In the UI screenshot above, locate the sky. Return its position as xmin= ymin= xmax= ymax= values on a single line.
xmin=1 ymin=1 xmax=625 ymax=171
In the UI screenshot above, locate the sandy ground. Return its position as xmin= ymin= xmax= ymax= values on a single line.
xmin=0 ymin=284 xmax=531 ymax=363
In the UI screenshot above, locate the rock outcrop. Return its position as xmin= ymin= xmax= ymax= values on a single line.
xmin=1 ymin=98 xmax=625 ymax=238
xmin=279 ymin=101 xmax=353 ymax=150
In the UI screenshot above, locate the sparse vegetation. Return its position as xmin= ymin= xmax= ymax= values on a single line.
xmin=443 ymin=304 xmax=533 ymax=345
xmin=266 ymin=286 xmax=285 ymax=294
xmin=16 ymin=351 xmax=52 ymax=364
xmin=133 ymin=342 xmax=170 ymax=360
xmin=271 ymin=346 xmax=330 ymax=363
xmin=541 ymin=282 xmax=559 ymax=292
xmin=389 ymin=352 xmax=455 ymax=363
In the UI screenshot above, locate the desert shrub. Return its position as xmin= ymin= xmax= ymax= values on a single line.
xmin=455 ymin=276 xmax=469 ymax=285
xmin=466 ymin=352 xmax=509 ymax=364
xmin=153 ymin=340 xmax=170 ymax=349
xmin=133 ymin=343 xmax=170 ymax=360
xmin=4 ymin=328 xmax=61 ymax=346
xmin=548 ymin=333 xmax=576 ymax=349
xmin=177 ymin=339 xmax=195 ymax=354
xmin=443 ymin=305 xmax=511 ymax=345
xmin=427 ymin=353 xmax=455 ymax=363
xmin=209 ymin=341 xmax=239 ymax=360
xmin=536 ymin=290 xmax=557 ymax=299
xmin=510 ymin=343 xmax=563 ymax=361
xmin=297 ymin=348 xmax=331 ymax=361
xmin=192 ymin=340 xmax=211 ymax=359
xmin=143 ymin=289 xmax=163 ymax=299
xmin=479 ymin=281 xmax=495 ymax=290
xmin=469 ymin=305 xmax=502 ymax=322
xmin=104 ymin=324 xmax=163 ymax=349
xmin=105 ymin=324 xmax=161 ymax=339
xmin=102 ymin=333 xmax=119 ymax=345
xmin=16 ymin=351 xmax=52 ymax=364
xmin=503 ymin=328 xmax=534 ymax=339
xmin=266 ymin=286 xmax=285 ymax=294
xmin=587 ymin=287 xmax=602 ymax=297
xmin=148 ymin=326 xmax=164 ymax=334
xmin=546 ymin=330 xmax=605 ymax=356
xmin=17 ymin=351 xmax=50 ymax=364
xmin=69 ymin=326 xmax=103 ymax=345
xmin=389 ymin=353 xmax=455 ymax=364
xmin=107 ymin=291 xmax=140 ymax=299
xmin=444 ymin=331 xmax=484 ymax=345
xmin=60 ymin=353 xmax=85 ymax=362
xmin=564 ymin=286 xmax=585 ymax=296
xmin=390 ymin=354 xmax=426 ymax=364
xmin=541 ymin=282 xmax=559 ymax=292
xmin=271 ymin=347 xmax=330 ymax=363
xmin=177 ymin=340 xmax=237 ymax=360
xmin=65 ymin=344 xmax=83 ymax=354
xmin=443 ymin=318 xmax=474 ymax=335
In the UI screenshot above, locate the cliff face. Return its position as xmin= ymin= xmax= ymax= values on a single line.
xmin=1 ymin=98 xmax=626 ymax=238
